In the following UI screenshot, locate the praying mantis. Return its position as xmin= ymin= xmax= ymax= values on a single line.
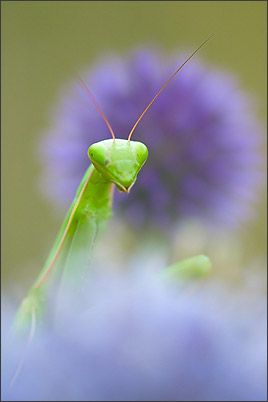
xmin=14 ymin=35 xmax=214 ymax=336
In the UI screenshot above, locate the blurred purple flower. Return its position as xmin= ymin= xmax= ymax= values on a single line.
xmin=2 ymin=270 xmax=266 ymax=401
xmin=38 ymin=48 xmax=262 ymax=228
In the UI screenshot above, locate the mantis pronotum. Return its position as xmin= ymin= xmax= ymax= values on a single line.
xmin=14 ymin=35 xmax=214 ymax=336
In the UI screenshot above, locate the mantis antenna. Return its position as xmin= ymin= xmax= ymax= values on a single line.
xmin=128 ymin=33 xmax=215 ymax=141
xmin=74 ymin=71 xmax=116 ymax=141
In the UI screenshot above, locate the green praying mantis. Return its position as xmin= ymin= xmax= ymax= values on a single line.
xmin=14 ymin=35 xmax=214 ymax=337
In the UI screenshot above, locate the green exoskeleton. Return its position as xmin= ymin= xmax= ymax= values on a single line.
xmin=14 ymin=35 xmax=214 ymax=336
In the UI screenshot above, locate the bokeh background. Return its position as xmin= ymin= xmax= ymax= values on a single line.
xmin=2 ymin=1 xmax=267 ymax=299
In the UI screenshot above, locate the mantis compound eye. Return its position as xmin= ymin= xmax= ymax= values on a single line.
xmin=88 ymin=143 xmax=107 ymax=166
xmin=133 ymin=142 xmax=148 ymax=167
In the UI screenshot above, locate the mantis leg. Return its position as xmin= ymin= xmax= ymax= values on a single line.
xmin=161 ymin=255 xmax=212 ymax=282
xmin=13 ymin=166 xmax=114 ymax=336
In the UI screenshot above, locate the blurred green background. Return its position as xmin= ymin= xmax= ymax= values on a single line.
xmin=2 ymin=1 xmax=267 ymax=295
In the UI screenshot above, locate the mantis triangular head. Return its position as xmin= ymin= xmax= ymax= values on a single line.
xmin=88 ymin=139 xmax=148 ymax=193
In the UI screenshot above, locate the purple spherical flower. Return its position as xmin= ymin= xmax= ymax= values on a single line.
xmin=2 ymin=270 xmax=266 ymax=401
xmin=39 ymin=48 xmax=262 ymax=228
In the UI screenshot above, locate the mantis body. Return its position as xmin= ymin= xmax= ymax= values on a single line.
xmin=14 ymin=35 xmax=214 ymax=335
